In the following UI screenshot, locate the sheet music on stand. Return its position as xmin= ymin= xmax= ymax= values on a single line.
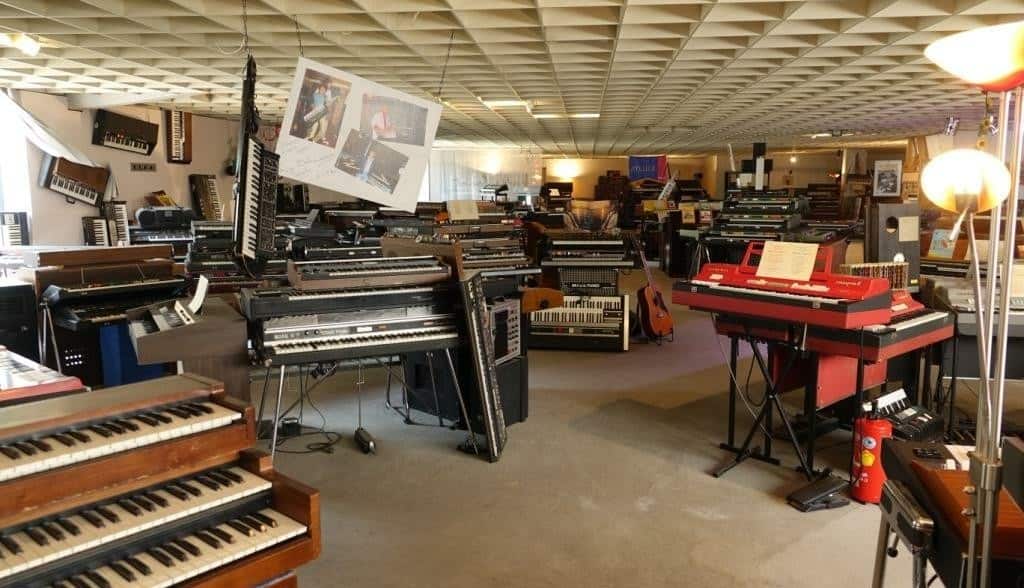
xmin=188 ymin=274 xmax=209 ymax=315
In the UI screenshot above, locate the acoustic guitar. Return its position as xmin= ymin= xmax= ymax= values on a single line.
xmin=631 ymin=234 xmax=674 ymax=342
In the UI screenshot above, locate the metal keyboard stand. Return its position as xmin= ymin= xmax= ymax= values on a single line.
xmin=872 ymin=479 xmax=934 ymax=588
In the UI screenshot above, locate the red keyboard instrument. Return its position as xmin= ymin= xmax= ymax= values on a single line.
xmin=0 ymin=347 xmax=85 ymax=406
xmin=672 ymin=242 xmax=892 ymax=329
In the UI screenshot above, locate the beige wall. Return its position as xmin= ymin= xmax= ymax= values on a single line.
xmin=14 ymin=91 xmax=239 ymax=245
xmin=543 ymin=156 xmax=707 ymax=199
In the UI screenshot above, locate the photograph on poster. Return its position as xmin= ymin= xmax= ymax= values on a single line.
xmin=873 ymin=160 xmax=902 ymax=198
xmin=335 ymin=130 xmax=409 ymax=194
xmin=288 ymin=69 xmax=350 ymax=148
xmin=360 ymin=94 xmax=428 ymax=146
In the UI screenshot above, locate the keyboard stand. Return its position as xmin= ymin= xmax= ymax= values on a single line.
xmin=714 ymin=320 xmax=818 ymax=481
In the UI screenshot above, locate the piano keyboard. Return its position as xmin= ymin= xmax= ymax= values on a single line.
xmin=3 ymin=506 xmax=305 ymax=588
xmin=529 ymin=294 xmax=629 ymax=351
xmin=109 ymin=202 xmax=130 ymax=245
xmin=82 ymin=218 xmax=111 ymax=247
xmin=43 ymin=278 xmax=185 ymax=304
xmin=288 ymin=256 xmax=451 ymax=290
xmin=49 ymin=176 xmax=102 ymax=207
xmin=1 ymin=225 xmax=21 ymax=247
xmin=303 ymin=103 xmax=327 ymax=124
xmin=241 ymin=285 xmax=451 ymax=320
xmin=170 ymin=112 xmax=185 ymax=161
xmin=0 ymin=401 xmax=241 ymax=483
xmin=102 ymin=132 xmax=150 ymax=155
xmin=0 ymin=466 xmax=269 ymax=582
xmin=237 ymin=138 xmax=278 ymax=261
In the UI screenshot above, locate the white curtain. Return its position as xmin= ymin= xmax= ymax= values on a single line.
xmin=428 ymin=149 xmax=542 ymax=201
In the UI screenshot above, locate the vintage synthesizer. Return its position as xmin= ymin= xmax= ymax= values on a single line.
xmin=863 ymin=388 xmax=944 ymax=441
xmin=188 ymin=174 xmax=223 ymax=221
xmin=92 ymin=109 xmax=158 ymax=155
xmin=541 ymin=233 xmax=634 ymax=268
xmin=241 ymin=283 xmax=455 ymax=321
xmin=233 ymin=57 xmax=279 ymax=266
xmin=295 ymin=243 xmax=382 ymax=261
xmin=529 ymin=294 xmax=629 ymax=352
xmin=0 ymin=373 xmax=320 ymax=588
xmin=706 ymin=193 xmax=805 ymax=243
xmin=42 ymin=271 xmax=187 ymax=332
xmin=164 ymin=110 xmax=192 ymax=164
xmin=39 ymin=156 xmax=110 ymax=207
xmin=1 ymin=211 xmax=29 ymax=246
xmin=129 ymin=227 xmax=193 ymax=244
xmin=103 ymin=201 xmax=131 ymax=245
xmin=287 ymin=256 xmax=451 ymax=290
xmin=0 ymin=347 xmax=85 ymax=406
xmin=81 ymin=217 xmax=111 ymax=247
xmin=253 ymin=305 xmax=459 ymax=366
xmin=673 ymin=241 xmax=891 ymax=330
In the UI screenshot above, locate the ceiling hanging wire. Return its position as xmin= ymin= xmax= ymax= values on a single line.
xmin=436 ymin=31 xmax=455 ymax=102
xmin=294 ymin=15 xmax=304 ymax=57
xmin=241 ymin=0 xmax=250 ymax=56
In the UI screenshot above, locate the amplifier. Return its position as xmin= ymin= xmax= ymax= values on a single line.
xmin=0 ymin=280 xmax=39 ymax=360
xmin=867 ymin=202 xmax=920 ymax=291
xmin=136 ymin=206 xmax=195 ymax=230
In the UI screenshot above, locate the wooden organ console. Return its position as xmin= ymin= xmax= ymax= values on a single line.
xmin=0 ymin=373 xmax=320 ymax=587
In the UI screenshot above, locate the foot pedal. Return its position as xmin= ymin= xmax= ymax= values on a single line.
xmin=787 ymin=474 xmax=850 ymax=512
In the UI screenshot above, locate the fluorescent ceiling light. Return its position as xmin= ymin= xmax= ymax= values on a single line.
xmin=533 ymin=113 xmax=562 ymax=119
xmin=807 ymin=132 xmax=831 ymax=139
xmin=0 ymin=33 xmax=40 ymax=56
xmin=570 ymin=113 xmax=600 ymax=119
xmin=481 ymin=99 xmax=526 ymax=108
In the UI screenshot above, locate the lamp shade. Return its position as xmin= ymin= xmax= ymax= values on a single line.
xmin=924 ymin=20 xmax=1024 ymax=91
xmin=920 ymin=149 xmax=1011 ymax=213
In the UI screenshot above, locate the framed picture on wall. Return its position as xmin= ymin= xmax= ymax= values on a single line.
xmin=873 ymin=160 xmax=902 ymax=197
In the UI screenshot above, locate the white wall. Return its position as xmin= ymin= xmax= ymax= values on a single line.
xmin=14 ymin=91 xmax=239 ymax=245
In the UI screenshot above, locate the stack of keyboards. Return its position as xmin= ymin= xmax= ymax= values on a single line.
xmin=242 ymin=256 xmax=459 ymax=366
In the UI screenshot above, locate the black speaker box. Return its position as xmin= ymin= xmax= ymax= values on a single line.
xmin=0 ymin=280 xmax=38 ymax=361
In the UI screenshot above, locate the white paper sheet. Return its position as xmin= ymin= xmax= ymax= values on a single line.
xmin=755 ymin=241 xmax=819 ymax=282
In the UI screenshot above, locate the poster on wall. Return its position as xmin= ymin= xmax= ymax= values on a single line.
xmin=872 ymin=160 xmax=902 ymax=198
xmin=277 ymin=57 xmax=442 ymax=212
xmin=628 ymin=155 xmax=668 ymax=181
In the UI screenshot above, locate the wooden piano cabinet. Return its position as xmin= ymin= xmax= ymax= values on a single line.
xmin=183 ymin=450 xmax=322 ymax=588
xmin=0 ymin=395 xmax=255 ymax=529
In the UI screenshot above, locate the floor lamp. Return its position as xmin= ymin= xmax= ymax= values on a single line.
xmin=923 ymin=20 xmax=1024 ymax=588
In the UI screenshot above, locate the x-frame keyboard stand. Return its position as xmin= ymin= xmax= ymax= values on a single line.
xmin=713 ymin=317 xmax=818 ymax=481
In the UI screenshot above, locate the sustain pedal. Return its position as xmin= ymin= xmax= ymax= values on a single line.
xmin=787 ymin=474 xmax=850 ymax=512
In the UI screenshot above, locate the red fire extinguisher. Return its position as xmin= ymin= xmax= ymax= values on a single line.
xmin=851 ymin=416 xmax=893 ymax=503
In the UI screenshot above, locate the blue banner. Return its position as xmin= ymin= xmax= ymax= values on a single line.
xmin=628 ymin=155 xmax=667 ymax=181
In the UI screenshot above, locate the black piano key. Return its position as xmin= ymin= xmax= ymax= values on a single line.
xmin=227 ymin=520 xmax=255 ymax=537
xmin=117 ymin=499 xmax=142 ymax=516
xmin=132 ymin=495 xmax=156 ymax=512
xmin=174 ymin=537 xmax=200 ymax=556
xmin=40 ymin=522 xmax=64 ymax=541
xmin=165 ymin=407 xmax=191 ymax=419
xmin=52 ymin=433 xmax=75 ymax=447
xmin=250 ymin=512 xmax=278 ymax=528
xmin=13 ymin=441 xmax=37 ymax=456
xmin=195 ymin=531 xmax=220 ymax=549
xmin=80 ymin=510 xmax=105 ymax=528
xmin=165 ymin=485 xmax=189 ymax=501
xmin=195 ymin=475 xmax=220 ymax=490
xmin=83 ymin=570 xmax=111 ymax=588
xmin=178 ymin=481 xmax=202 ymax=496
xmin=187 ymin=402 xmax=214 ymax=414
xmin=101 ymin=422 xmax=124 ymax=435
xmin=95 ymin=505 xmax=119 ymax=523
xmin=147 ymin=412 xmax=172 ymax=424
xmin=87 ymin=425 xmax=112 ymax=439
xmin=206 ymin=471 xmax=233 ymax=486
xmin=134 ymin=414 xmax=159 ymax=427
xmin=27 ymin=439 xmax=52 ymax=452
xmin=218 ymin=469 xmax=243 ymax=484
xmin=146 ymin=548 xmax=174 ymax=567
xmin=240 ymin=515 xmax=267 ymax=532
xmin=67 ymin=577 xmax=90 ymax=588
xmin=0 ymin=534 xmax=21 ymax=554
xmin=0 ymin=446 xmax=21 ymax=460
xmin=51 ymin=582 xmax=69 ymax=588
xmin=113 ymin=419 xmax=139 ymax=432
xmin=144 ymin=491 xmax=168 ymax=508
xmin=25 ymin=526 xmax=49 ymax=546
xmin=178 ymin=404 xmax=203 ymax=417
xmin=125 ymin=556 xmax=151 ymax=576
xmin=67 ymin=430 xmax=90 ymax=443
xmin=57 ymin=518 xmax=81 ymax=536
xmin=161 ymin=542 xmax=187 ymax=561
xmin=109 ymin=562 xmax=135 ymax=582
xmin=208 ymin=527 xmax=234 ymax=544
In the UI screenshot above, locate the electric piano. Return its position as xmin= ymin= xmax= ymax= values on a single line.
xmin=92 ymin=110 xmax=158 ymax=155
xmin=704 ymin=191 xmax=805 ymax=244
xmin=39 ymin=156 xmax=110 ymax=207
xmin=165 ymin=110 xmax=192 ymax=164
xmin=188 ymin=175 xmax=222 ymax=222
xmin=287 ymin=256 xmax=451 ymax=290
xmin=540 ymin=234 xmax=634 ymax=268
xmin=529 ymin=294 xmax=629 ymax=352
xmin=241 ymin=284 xmax=454 ymax=321
xmin=673 ymin=241 xmax=892 ymax=330
xmin=295 ymin=243 xmax=382 ymax=261
xmin=0 ymin=373 xmax=320 ymax=588
xmin=0 ymin=346 xmax=85 ymax=406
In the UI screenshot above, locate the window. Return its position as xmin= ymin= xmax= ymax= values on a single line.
xmin=0 ymin=93 xmax=31 ymax=213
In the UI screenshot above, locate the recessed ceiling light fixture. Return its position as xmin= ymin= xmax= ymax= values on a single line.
xmin=0 ymin=32 xmax=40 ymax=56
xmin=569 ymin=113 xmax=600 ymax=119
xmin=480 ymin=98 xmax=527 ymax=108
xmin=532 ymin=113 xmax=562 ymax=119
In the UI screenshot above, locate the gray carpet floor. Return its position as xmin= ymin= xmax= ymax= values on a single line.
xmin=263 ymin=269 xmax=929 ymax=587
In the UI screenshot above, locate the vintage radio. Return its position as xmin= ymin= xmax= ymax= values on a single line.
xmin=92 ymin=109 xmax=158 ymax=155
xmin=38 ymin=156 xmax=110 ymax=207
xmin=136 ymin=206 xmax=195 ymax=231
xmin=164 ymin=109 xmax=192 ymax=163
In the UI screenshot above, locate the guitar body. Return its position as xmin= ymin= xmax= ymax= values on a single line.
xmin=637 ymin=283 xmax=674 ymax=340
xmin=630 ymin=233 xmax=675 ymax=342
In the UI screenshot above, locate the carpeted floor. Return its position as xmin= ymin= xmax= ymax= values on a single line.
xmin=263 ymin=268 xmax=924 ymax=587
